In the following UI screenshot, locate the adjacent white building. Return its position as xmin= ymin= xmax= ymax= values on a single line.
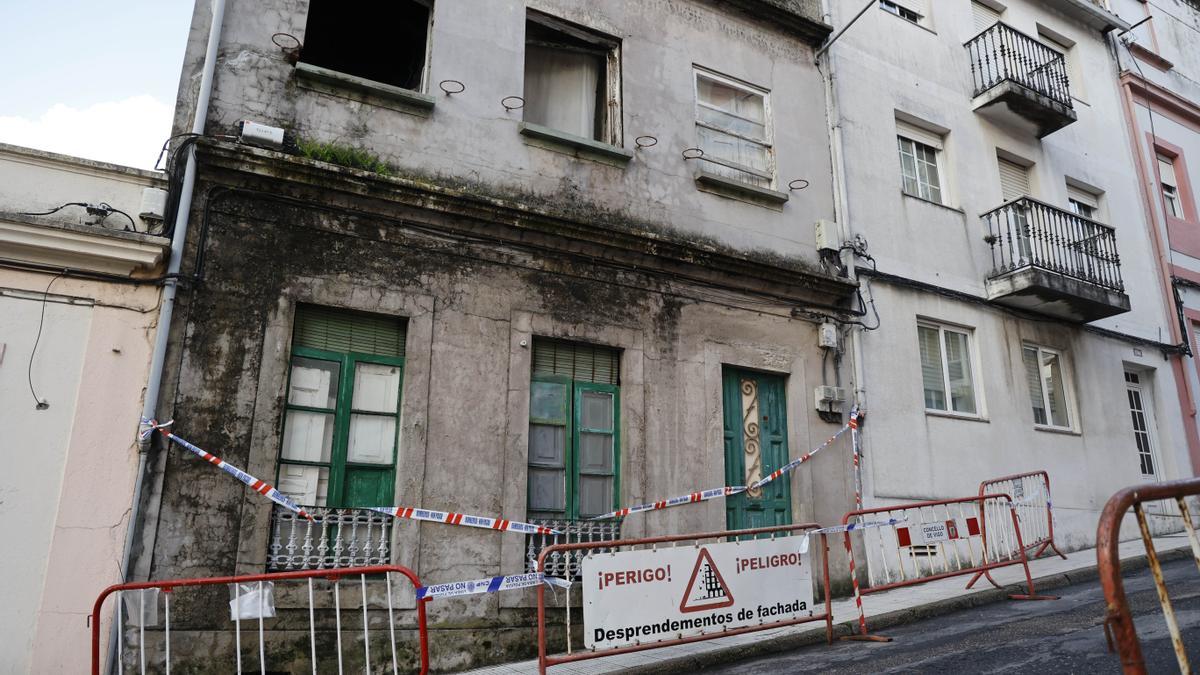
xmin=824 ymin=0 xmax=1195 ymax=551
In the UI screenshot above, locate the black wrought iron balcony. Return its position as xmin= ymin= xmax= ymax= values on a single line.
xmin=982 ymin=197 xmax=1130 ymax=322
xmin=966 ymin=23 xmax=1077 ymax=137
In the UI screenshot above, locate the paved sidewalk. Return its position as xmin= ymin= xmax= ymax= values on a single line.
xmin=463 ymin=533 xmax=1193 ymax=675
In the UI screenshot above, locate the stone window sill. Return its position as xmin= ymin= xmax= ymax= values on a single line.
xmin=295 ymin=62 xmax=436 ymax=114
xmin=1034 ymin=424 xmax=1081 ymax=436
xmin=925 ymin=409 xmax=989 ymax=423
xmin=901 ymin=191 xmax=965 ymax=214
xmin=518 ymin=122 xmax=632 ymax=165
xmin=694 ymin=170 xmax=789 ymax=208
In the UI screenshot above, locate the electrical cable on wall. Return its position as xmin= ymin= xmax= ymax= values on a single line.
xmin=27 ymin=271 xmax=65 ymax=410
xmin=19 ymin=201 xmax=138 ymax=232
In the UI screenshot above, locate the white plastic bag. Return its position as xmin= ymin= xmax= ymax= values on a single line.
xmin=121 ymin=588 xmax=160 ymax=627
xmin=229 ymin=581 xmax=276 ymax=621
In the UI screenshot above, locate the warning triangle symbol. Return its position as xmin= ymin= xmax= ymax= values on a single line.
xmin=679 ymin=548 xmax=735 ymax=613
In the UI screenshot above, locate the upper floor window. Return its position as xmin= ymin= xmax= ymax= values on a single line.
xmin=880 ymin=0 xmax=922 ymax=24
xmin=1022 ymin=345 xmax=1071 ymax=429
xmin=971 ymin=1 xmax=1002 ymax=33
xmin=897 ymin=120 xmax=946 ymax=204
xmin=1159 ymin=155 xmax=1182 ymax=219
xmin=693 ymin=69 xmax=773 ymax=188
xmin=918 ymin=322 xmax=978 ymax=416
xmin=1067 ymin=184 xmax=1101 ymax=220
xmin=277 ymin=305 xmax=406 ymax=509
xmin=528 ymin=339 xmax=620 ymax=522
xmin=301 ymin=0 xmax=432 ymax=91
xmin=524 ymin=11 xmax=621 ymax=145
xmin=998 ymin=155 xmax=1032 ymax=201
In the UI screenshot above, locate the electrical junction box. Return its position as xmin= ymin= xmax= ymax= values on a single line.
xmin=238 ymin=120 xmax=286 ymax=150
xmin=139 ymin=187 xmax=168 ymax=221
xmin=814 ymin=385 xmax=846 ymax=411
xmin=814 ymin=219 xmax=839 ymax=252
xmin=818 ymin=322 xmax=839 ymax=349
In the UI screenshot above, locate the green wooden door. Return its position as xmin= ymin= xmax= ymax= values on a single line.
xmin=723 ymin=368 xmax=792 ymax=531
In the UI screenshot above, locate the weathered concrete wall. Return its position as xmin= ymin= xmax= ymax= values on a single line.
xmin=141 ymin=152 xmax=856 ymax=669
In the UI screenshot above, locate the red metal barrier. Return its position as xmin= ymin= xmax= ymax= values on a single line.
xmin=979 ymin=470 xmax=1065 ymax=560
xmin=535 ymin=523 xmax=832 ymax=673
xmin=841 ymin=493 xmax=1056 ymax=640
xmin=1098 ymin=477 xmax=1200 ymax=674
xmin=91 ymin=564 xmax=429 ymax=675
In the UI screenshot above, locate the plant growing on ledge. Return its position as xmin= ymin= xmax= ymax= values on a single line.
xmin=294 ymin=137 xmax=395 ymax=177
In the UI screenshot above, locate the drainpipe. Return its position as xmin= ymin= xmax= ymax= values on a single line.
xmin=109 ymin=0 xmax=226 ymax=671
xmin=818 ymin=0 xmax=872 ymax=504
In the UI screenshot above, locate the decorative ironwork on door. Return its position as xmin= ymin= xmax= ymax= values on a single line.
xmin=741 ymin=378 xmax=763 ymax=498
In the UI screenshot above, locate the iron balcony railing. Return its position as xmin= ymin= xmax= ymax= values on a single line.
xmin=966 ymin=22 xmax=1072 ymax=108
xmin=525 ymin=518 xmax=622 ymax=579
xmin=983 ymin=197 xmax=1124 ymax=293
xmin=268 ymin=505 xmax=392 ymax=571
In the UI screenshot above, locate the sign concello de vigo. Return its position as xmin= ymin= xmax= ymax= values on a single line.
xmin=582 ymin=536 xmax=813 ymax=649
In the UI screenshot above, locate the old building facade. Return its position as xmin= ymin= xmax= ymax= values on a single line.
xmin=127 ymin=0 xmax=866 ymax=670
xmin=86 ymin=0 xmax=1200 ymax=671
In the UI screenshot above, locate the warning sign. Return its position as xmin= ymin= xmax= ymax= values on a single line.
xmin=582 ymin=536 xmax=812 ymax=650
xmin=679 ymin=548 xmax=734 ymax=612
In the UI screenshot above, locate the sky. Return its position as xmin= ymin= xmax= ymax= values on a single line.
xmin=0 ymin=1 xmax=194 ymax=170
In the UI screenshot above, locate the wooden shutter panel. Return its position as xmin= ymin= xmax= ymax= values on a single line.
xmin=533 ymin=339 xmax=620 ymax=385
xmin=293 ymin=305 xmax=406 ymax=357
xmin=998 ymin=158 xmax=1030 ymax=201
xmin=972 ymin=1 xmax=1001 ymax=33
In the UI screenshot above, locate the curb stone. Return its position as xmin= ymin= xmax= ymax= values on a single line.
xmin=610 ymin=545 xmax=1190 ymax=674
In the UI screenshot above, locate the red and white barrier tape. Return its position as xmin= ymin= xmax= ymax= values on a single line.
xmin=591 ymin=408 xmax=860 ymax=521
xmin=365 ymin=506 xmax=563 ymax=535
xmin=588 ymin=486 xmax=746 ymax=521
xmin=748 ymin=408 xmax=859 ymax=491
xmin=140 ymin=418 xmax=312 ymax=521
xmin=799 ymin=517 xmax=905 ymax=554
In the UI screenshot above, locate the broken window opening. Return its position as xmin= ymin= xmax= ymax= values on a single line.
xmin=301 ymin=0 xmax=432 ymax=92
xmin=523 ymin=11 xmax=622 ymax=145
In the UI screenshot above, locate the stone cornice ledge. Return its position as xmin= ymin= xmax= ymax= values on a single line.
xmin=0 ymin=212 xmax=168 ymax=275
xmin=196 ymin=140 xmax=858 ymax=306
xmin=717 ymin=0 xmax=833 ymax=46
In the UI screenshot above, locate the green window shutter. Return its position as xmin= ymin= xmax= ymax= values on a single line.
xmin=293 ymin=305 xmax=406 ymax=357
xmin=532 ymin=339 xmax=620 ymax=385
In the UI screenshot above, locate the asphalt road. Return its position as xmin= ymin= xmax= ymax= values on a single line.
xmin=704 ymin=556 xmax=1200 ymax=674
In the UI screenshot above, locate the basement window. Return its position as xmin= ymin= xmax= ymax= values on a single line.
xmin=300 ymin=0 xmax=432 ymax=92
xmin=523 ymin=11 xmax=622 ymax=145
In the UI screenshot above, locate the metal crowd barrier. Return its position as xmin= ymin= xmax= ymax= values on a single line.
xmin=969 ymin=470 xmax=1066 ymax=589
xmin=842 ymin=493 xmax=1055 ymax=640
xmin=90 ymin=565 xmax=429 ymax=675
xmin=1098 ymin=477 xmax=1200 ymax=674
xmin=535 ymin=523 xmax=832 ymax=673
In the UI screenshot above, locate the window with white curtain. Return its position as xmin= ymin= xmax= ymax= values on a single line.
xmin=918 ymin=322 xmax=978 ymax=415
xmin=523 ymin=12 xmax=621 ymax=144
xmin=694 ymin=68 xmax=774 ymax=188
xmin=1022 ymin=345 xmax=1071 ymax=429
